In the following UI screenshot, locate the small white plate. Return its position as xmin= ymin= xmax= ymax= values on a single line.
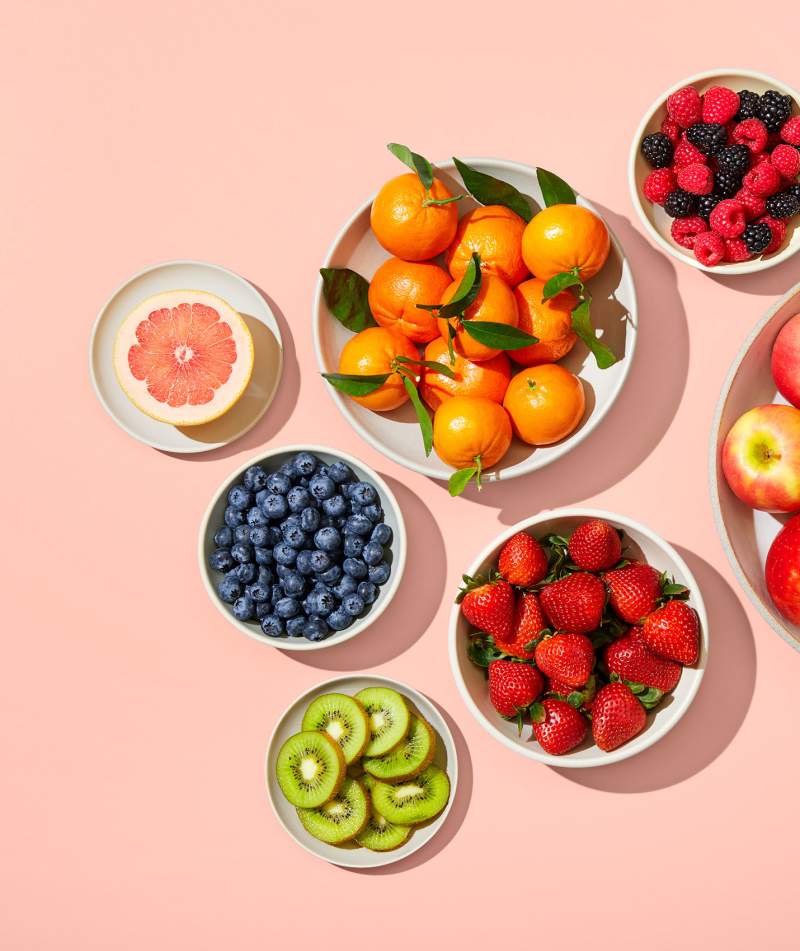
xmin=265 ymin=674 xmax=458 ymax=868
xmin=89 ymin=260 xmax=283 ymax=453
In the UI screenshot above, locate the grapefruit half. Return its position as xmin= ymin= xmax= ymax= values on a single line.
xmin=113 ymin=289 xmax=254 ymax=426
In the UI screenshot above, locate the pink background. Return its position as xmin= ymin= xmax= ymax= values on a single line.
xmin=3 ymin=2 xmax=800 ymax=947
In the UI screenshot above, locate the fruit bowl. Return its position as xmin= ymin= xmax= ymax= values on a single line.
xmin=198 ymin=445 xmax=406 ymax=651
xmin=710 ymin=281 xmax=800 ymax=651
xmin=449 ymin=508 xmax=708 ymax=767
xmin=629 ymin=69 xmax=800 ymax=274
xmin=265 ymin=675 xmax=458 ymax=868
xmin=313 ymin=157 xmax=637 ymax=484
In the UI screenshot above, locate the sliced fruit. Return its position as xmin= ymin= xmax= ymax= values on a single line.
xmin=356 ymin=811 xmax=412 ymax=852
xmin=301 ymin=693 xmax=370 ymax=765
xmin=362 ymin=715 xmax=436 ymax=782
xmin=113 ymin=289 xmax=254 ymax=426
xmin=369 ymin=765 xmax=450 ymax=825
xmin=355 ymin=687 xmax=410 ymax=757
xmin=275 ymin=730 xmax=345 ymax=809
xmin=297 ymin=778 xmax=370 ymax=845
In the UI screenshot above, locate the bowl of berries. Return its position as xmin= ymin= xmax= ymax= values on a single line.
xmin=449 ymin=509 xmax=708 ymax=766
xmin=630 ymin=69 xmax=800 ymax=273
xmin=199 ymin=446 xmax=406 ymax=649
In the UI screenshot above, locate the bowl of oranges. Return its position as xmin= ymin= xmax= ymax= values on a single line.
xmin=313 ymin=147 xmax=637 ymax=494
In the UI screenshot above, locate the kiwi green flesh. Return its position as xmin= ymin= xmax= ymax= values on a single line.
xmin=355 ymin=687 xmax=410 ymax=757
xmin=363 ymin=715 xmax=435 ymax=782
xmin=301 ymin=693 xmax=370 ymax=765
xmin=356 ymin=811 xmax=412 ymax=852
xmin=297 ymin=778 xmax=370 ymax=845
xmin=276 ymin=731 xmax=345 ymax=809
xmin=370 ymin=765 xmax=450 ymax=825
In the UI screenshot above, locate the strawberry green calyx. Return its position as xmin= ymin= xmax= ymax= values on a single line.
xmin=609 ymin=672 xmax=664 ymax=710
xmin=530 ymin=701 xmax=546 ymax=724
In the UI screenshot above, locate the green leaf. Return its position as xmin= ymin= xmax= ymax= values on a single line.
xmin=449 ymin=465 xmax=478 ymax=497
xmin=402 ymin=375 xmax=433 ymax=456
xmin=321 ymin=372 xmax=389 ymax=396
xmin=395 ymin=356 xmax=457 ymax=379
xmin=542 ymin=267 xmax=583 ymax=301
xmin=637 ymin=687 xmax=664 ymax=710
xmin=566 ymin=691 xmax=584 ymax=709
xmin=570 ymin=297 xmax=617 ymax=369
xmin=530 ymin=701 xmax=545 ymax=724
xmin=536 ymin=167 xmax=577 ymax=207
xmin=462 ymin=321 xmax=538 ymax=351
xmin=387 ymin=143 xmax=433 ymax=190
xmin=452 ymin=157 xmax=534 ymax=222
xmin=319 ymin=268 xmax=376 ymax=333
xmin=418 ymin=252 xmax=482 ymax=318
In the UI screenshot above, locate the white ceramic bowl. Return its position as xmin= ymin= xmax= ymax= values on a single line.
xmin=710 ymin=281 xmax=800 ymax=652
xmin=265 ymin=674 xmax=458 ymax=868
xmin=313 ymin=157 xmax=637 ymax=483
xmin=629 ymin=69 xmax=800 ymax=274
xmin=198 ymin=445 xmax=406 ymax=651
xmin=449 ymin=507 xmax=709 ymax=767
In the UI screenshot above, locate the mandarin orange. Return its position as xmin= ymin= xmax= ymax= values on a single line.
xmin=337 ymin=326 xmax=419 ymax=412
xmin=521 ymin=204 xmax=610 ymax=281
xmin=503 ymin=364 xmax=585 ymax=445
xmin=419 ymin=337 xmax=511 ymax=411
xmin=370 ymin=173 xmax=459 ymax=261
xmin=367 ymin=257 xmax=451 ymax=344
xmin=511 ymin=277 xmax=577 ymax=366
xmin=433 ymin=396 xmax=512 ymax=471
xmin=437 ymin=272 xmax=518 ymax=363
xmin=445 ymin=204 xmax=529 ymax=286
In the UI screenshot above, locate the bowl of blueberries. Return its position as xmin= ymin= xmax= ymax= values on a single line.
xmin=199 ymin=446 xmax=406 ymax=649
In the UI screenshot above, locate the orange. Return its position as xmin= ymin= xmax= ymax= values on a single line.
xmin=367 ymin=257 xmax=451 ymax=344
xmin=503 ymin=364 xmax=585 ymax=445
xmin=433 ymin=396 xmax=512 ymax=470
xmin=511 ymin=278 xmax=577 ymax=366
xmin=370 ymin=173 xmax=459 ymax=262
xmin=337 ymin=326 xmax=419 ymax=412
xmin=419 ymin=337 xmax=511 ymax=412
xmin=445 ymin=205 xmax=529 ymax=286
xmin=437 ymin=272 xmax=518 ymax=363
xmin=521 ymin=204 xmax=610 ymax=281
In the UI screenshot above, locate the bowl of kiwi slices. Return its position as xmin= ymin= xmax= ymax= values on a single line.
xmin=266 ymin=674 xmax=457 ymax=868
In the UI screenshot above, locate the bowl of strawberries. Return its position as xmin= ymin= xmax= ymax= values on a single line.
xmin=448 ymin=509 xmax=708 ymax=766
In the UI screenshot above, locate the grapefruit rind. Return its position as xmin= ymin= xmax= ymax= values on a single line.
xmin=113 ymin=289 xmax=254 ymax=426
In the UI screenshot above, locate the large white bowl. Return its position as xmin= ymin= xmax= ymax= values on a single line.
xmin=313 ymin=157 xmax=637 ymax=483
xmin=198 ymin=445 xmax=406 ymax=651
xmin=265 ymin=674 xmax=458 ymax=868
xmin=629 ymin=69 xmax=800 ymax=275
xmin=449 ymin=508 xmax=709 ymax=767
xmin=710 ymin=281 xmax=800 ymax=652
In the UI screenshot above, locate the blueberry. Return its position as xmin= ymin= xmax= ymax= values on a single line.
xmin=282 ymin=523 xmax=307 ymax=548
xmin=295 ymin=549 xmax=315 ymax=575
xmin=257 ymin=566 xmax=274 ymax=586
xmin=344 ymin=514 xmax=372 ymax=537
xmin=260 ymin=615 xmax=286 ymax=637
xmin=273 ymin=542 xmax=297 ymax=566
xmin=292 ymin=452 xmax=319 ymax=477
xmin=218 ymin=576 xmax=242 ymax=603
xmin=308 ymin=589 xmax=336 ymax=617
xmin=318 ymin=514 xmax=335 ymax=528
xmin=362 ymin=541 xmax=383 ymax=566
xmin=278 ymin=462 xmax=296 ymax=481
xmin=300 ymin=507 xmax=321 ymax=533
xmin=255 ymin=488 xmax=270 ymax=507
xmin=243 ymin=464 xmax=269 ymax=492
xmin=255 ymin=601 xmax=272 ymax=620
xmin=286 ymin=616 xmax=307 ymax=637
xmin=231 ymin=542 xmax=253 ymax=564
xmin=270 ymin=584 xmax=284 ymax=605
xmin=362 ymin=503 xmax=384 ymax=523
xmin=318 ymin=564 xmax=342 ymax=585
xmin=357 ymin=581 xmax=379 ymax=604
xmin=287 ymin=486 xmax=314 ymax=513
xmin=227 ymin=485 xmax=252 ymax=510
xmin=309 ymin=475 xmax=336 ymax=501
xmin=304 ymin=618 xmax=330 ymax=642
xmin=233 ymin=563 xmax=257 ymax=584
xmin=275 ymin=597 xmax=300 ymax=619
xmin=209 ymin=548 xmax=234 ymax=572
xmin=224 ymin=505 xmax=245 ymax=528
xmin=254 ymin=546 xmax=273 ymax=566
xmin=369 ymin=561 xmax=391 ymax=585
xmin=267 ymin=471 xmax=292 ymax=495
xmin=249 ymin=526 xmax=269 ymax=547
xmin=314 ymin=526 xmax=341 ymax=552
xmin=232 ymin=596 xmax=255 ymax=621
xmin=371 ymin=523 xmax=392 ymax=546
xmin=266 ymin=526 xmax=283 ymax=545
xmin=261 ymin=493 xmax=289 ymax=520
xmin=334 ymin=516 xmax=347 ymax=529
xmin=247 ymin=506 xmax=269 ymax=528
xmin=343 ymin=594 xmax=365 ymax=617
xmin=343 ymin=535 xmax=365 ymax=558
xmin=343 ymin=557 xmax=368 ymax=579
xmin=327 ymin=608 xmax=352 ymax=631
xmin=333 ymin=575 xmax=358 ymax=599
xmin=328 ymin=461 xmax=355 ymax=484
xmin=213 ymin=526 xmax=234 ymax=548
xmin=282 ymin=570 xmax=306 ymax=596
xmin=309 ymin=550 xmax=331 ymax=573
xmin=299 ymin=476 xmax=311 ymax=488
xmin=351 ymin=481 xmax=377 ymax=505
xmin=322 ymin=494 xmax=348 ymax=518
xmin=233 ymin=524 xmax=251 ymax=544
xmin=247 ymin=580 xmax=271 ymax=603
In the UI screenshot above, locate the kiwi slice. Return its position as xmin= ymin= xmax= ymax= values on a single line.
xmin=356 ymin=810 xmax=412 ymax=852
xmin=369 ymin=765 xmax=450 ymax=825
xmin=275 ymin=730 xmax=345 ymax=809
xmin=361 ymin=773 xmax=376 ymax=792
xmin=301 ymin=693 xmax=370 ymax=765
xmin=363 ymin=715 xmax=436 ymax=782
xmin=297 ymin=778 xmax=370 ymax=845
xmin=355 ymin=687 xmax=410 ymax=757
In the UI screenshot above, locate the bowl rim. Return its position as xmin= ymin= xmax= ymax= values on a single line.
xmin=312 ymin=156 xmax=638 ymax=482
xmin=708 ymin=279 xmax=800 ymax=653
xmin=197 ymin=444 xmax=407 ymax=651
xmin=628 ymin=68 xmax=800 ymax=275
xmin=264 ymin=673 xmax=459 ymax=868
xmin=448 ymin=506 xmax=709 ymax=768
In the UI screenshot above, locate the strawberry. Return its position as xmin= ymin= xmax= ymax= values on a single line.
xmin=500 ymin=591 xmax=547 ymax=659
xmin=603 ymin=561 xmax=661 ymax=623
xmin=458 ymin=576 xmax=515 ymax=642
xmin=488 ymin=660 xmax=543 ymax=721
xmin=604 ymin=628 xmax=682 ymax=693
xmin=568 ymin=518 xmax=622 ymax=571
xmin=546 ymin=673 xmax=597 ymax=712
xmin=497 ymin=531 xmax=548 ymax=587
xmin=535 ymin=633 xmax=594 ymax=687
xmin=531 ymin=699 xmax=587 ymax=755
xmin=539 ymin=572 xmax=605 ymax=633
xmin=591 ymin=683 xmax=646 ymax=752
xmin=642 ymin=600 xmax=699 ymax=665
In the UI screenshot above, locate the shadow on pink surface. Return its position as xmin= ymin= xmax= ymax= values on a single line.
xmin=554 ymin=547 xmax=755 ymax=793
xmin=708 ymin=254 xmax=800 ymax=297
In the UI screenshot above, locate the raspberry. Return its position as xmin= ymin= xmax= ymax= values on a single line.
xmin=733 ymin=118 xmax=769 ymax=153
xmin=709 ymin=199 xmax=746 ymax=237
xmin=756 ymin=215 xmax=787 ymax=253
xmin=743 ymin=162 xmax=782 ymax=197
xmin=686 ymin=122 xmax=727 ymax=155
xmin=771 ymin=144 xmax=800 ymax=180
xmin=661 ymin=116 xmax=681 ymax=144
xmin=640 ymin=133 xmax=674 ymax=168
xmin=670 ymin=215 xmax=708 ymax=249
xmin=664 ymin=189 xmax=697 ymax=218
xmin=713 ymin=170 xmax=742 ymax=198
xmin=667 ymin=86 xmax=702 ymax=127
xmin=716 ymin=144 xmax=751 ymax=177
xmin=743 ymin=221 xmax=772 ymax=254
xmin=677 ymin=162 xmax=713 ymax=195
xmin=733 ymin=187 xmax=766 ymax=221
xmin=673 ymin=139 xmax=706 ymax=167
xmin=697 ymin=193 xmax=722 ymax=221
xmin=723 ymin=238 xmax=752 ymax=262
xmin=765 ymin=191 xmax=800 ymax=219
xmin=693 ymin=231 xmax=725 ymax=266
xmin=781 ymin=116 xmax=800 ymax=145
xmin=643 ymin=168 xmax=676 ymax=205
xmin=736 ymin=90 xmax=760 ymax=122
xmin=757 ymin=90 xmax=792 ymax=133
xmin=702 ymin=86 xmax=740 ymax=124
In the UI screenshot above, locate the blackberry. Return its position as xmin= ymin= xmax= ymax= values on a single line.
xmin=713 ymin=170 xmax=742 ymax=199
xmin=716 ymin=144 xmax=750 ymax=177
xmin=697 ymin=193 xmax=722 ymax=221
xmin=757 ymin=90 xmax=792 ymax=133
xmin=640 ymin=132 xmax=674 ymax=168
xmin=765 ymin=191 xmax=800 ymax=219
xmin=785 ymin=183 xmax=800 ymax=202
xmin=686 ymin=122 xmax=728 ymax=155
xmin=735 ymin=89 xmax=760 ymax=122
xmin=743 ymin=222 xmax=772 ymax=255
xmin=664 ymin=189 xmax=697 ymax=218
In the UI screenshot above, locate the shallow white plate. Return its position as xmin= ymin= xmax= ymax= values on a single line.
xmin=90 ymin=259 xmax=283 ymax=453
xmin=449 ymin=507 xmax=708 ymax=768
xmin=265 ymin=674 xmax=458 ymax=868
xmin=710 ymin=281 xmax=800 ymax=651
xmin=313 ymin=158 xmax=637 ymax=483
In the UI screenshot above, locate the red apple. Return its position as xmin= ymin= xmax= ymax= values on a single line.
xmin=721 ymin=404 xmax=800 ymax=512
xmin=766 ymin=515 xmax=800 ymax=625
xmin=771 ymin=313 xmax=800 ymax=408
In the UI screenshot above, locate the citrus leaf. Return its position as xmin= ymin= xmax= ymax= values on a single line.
xmin=395 ymin=356 xmax=457 ymax=379
xmin=536 ymin=167 xmax=577 ymax=207
xmin=321 ymin=372 xmax=389 ymax=396
xmin=402 ymin=375 xmax=433 ymax=456
xmin=387 ymin=143 xmax=433 ymax=190
xmin=418 ymin=252 xmax=482 ymax=318
xmin=462 ymin=321 xmax=538 ymax=350
xmin=319 ymin=267 xmax=376 ymax=333
xmin=571 ymin=297 xmax=617 ymax=369
xmin=542 ymin=267 xmax=583 ymax=300
xmin=449 ymin=466 xmax=477 ymax=497
xmin=452 ymin=157 xmax=534 ymax=222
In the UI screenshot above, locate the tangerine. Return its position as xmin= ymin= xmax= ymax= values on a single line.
xmin=367 ymin=257 xmax=451 ymax=344
xmin=419 ymin=337 xmax=511 ymax=412
xmin=511 ymin=278 xmax=577 ymax=366
xmin=437 ymin=272 xmax=518 ymax=363
xmin=337 ymin=326 xmax=419 ymax=412
xmin=521 ymin=204 xmax=610 ymax=281
xmin=503 ymin=364 xmax=585 ymax=445
xmin=370 ymin=173 xmax=459 ymax=261
xmin=433 ymin=396 xmax=512 ymax=471
xmin=445 ymin=205 xmax=529 ymax=286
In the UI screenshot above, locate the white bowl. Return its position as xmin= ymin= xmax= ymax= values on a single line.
xmin=265 ymin=674 xmax=458 ymax=868
xmin=629 ymin=69 xmax=800 ymax=275
xmin=710 ymin=281 xmax=800 ymax=652
xmin=313 ymin=157 xmax=637 ymax=483
xmin=198 ymin=445 xmax=406 ymax=651
xmin=449 ymin=507 xmax=709 ymax=767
